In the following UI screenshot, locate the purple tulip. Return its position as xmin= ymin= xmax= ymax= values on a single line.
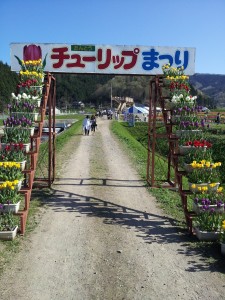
xmin=206 ymin=199 xmax=211 ymax=205
xmin=194 ymin=197 xmax=199 ymax=204
xmin=210 ymin=208 xmax=215 ymax=214
xmin=23 ymin=44 xmax=42 ymax=61
xmin=217 ymin=201 xmax=223 ymax=208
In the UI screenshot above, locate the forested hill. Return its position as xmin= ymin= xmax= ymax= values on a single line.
xmin=0 ymin=60 xmax=224 ymax=111
xmin=0 ymin=61 xmax=18 ymax=109
xmin=189 ymin=73 xmax=225 ymax=108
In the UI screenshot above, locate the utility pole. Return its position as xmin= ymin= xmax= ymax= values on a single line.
xmin=110 ymin=78 xmax=115 ymax=109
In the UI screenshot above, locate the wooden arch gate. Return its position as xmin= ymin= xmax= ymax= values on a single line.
xmin=10 ymin=43 xmax=195 ymax=234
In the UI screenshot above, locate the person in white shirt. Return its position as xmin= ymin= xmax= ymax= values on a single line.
xmin=82 ymin=116 xmax=91 ymax=135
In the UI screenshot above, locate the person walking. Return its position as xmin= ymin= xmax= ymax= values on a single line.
xmin=216 ymin=112 xmax=221 ymax=124
xmin=82 ymin=115 xmax=91 ymax=135
xmin=90 ymin=115 xmax=97 ymax=134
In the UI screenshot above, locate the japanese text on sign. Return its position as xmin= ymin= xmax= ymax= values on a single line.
xmin=10 ymin=43 xmax=196 ymax=75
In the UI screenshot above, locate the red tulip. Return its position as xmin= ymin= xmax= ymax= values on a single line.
xmin=23 ymin=44 xmax=42 ymax=61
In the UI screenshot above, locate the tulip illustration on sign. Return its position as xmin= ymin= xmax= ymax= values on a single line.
xmin=15 ymin=44 xmax=47 ymax=70
xmin=23 ymin=44 xmax=42 ymax=61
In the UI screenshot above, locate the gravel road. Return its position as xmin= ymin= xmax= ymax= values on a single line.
xmin=0 ymin=117 xmax=225 ymax=300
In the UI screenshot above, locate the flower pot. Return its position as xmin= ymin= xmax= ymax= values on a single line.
xmin=34 ymin=99 xmax=41 ymax=108
xmin=1 ymin=143 xmax=31 ymax=153
xmin=184 ymin=163 xmax=213 ymax=173
xmin=29 ymin=86 xmax=43 ymax=94
xmin=193 ymin=202 xmax=224 ymax=214
xmin=176 ymin=130 xmax=202 ymax=138
xmin=16 ymin=160 xmax=26 ymax=171
xmin=24 ymin=127 xmax=35 ymax=136
xmin=184 ymin=163 xmax=194 ymax=172
xmin=0 ymin=201 xmax=21 ymax=213
xmin=4 ymin=126 xmax=35 ymax=137
xmin=189 ymin=182 xmax=208 ymax=193
xmin=11 ymin=112 xmax=39 ymax=121
xmin=22 ymin=143 xmax=31 ymax=153
xmin=0 ymin=226 xmax=18 ymax=241
xmin=189 ymin=182 xmax=220 ymax=193
xmin=0 ymin=179 xmax=23 ymax=191
xmin=179 ymin=145 xmax=193 ymax=155
xmin=17 ymin=179 xmax=23 ymax=191
xmin=194 ymin=227 xmax=220 ymax=241
xmin=221 ymin=243 xmax=225 ymax=255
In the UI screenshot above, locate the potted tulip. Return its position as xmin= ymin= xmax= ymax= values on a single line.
xmin=1 ymin=127 xmax=31 ymax=152
xmin=0 ymin=162 xmax=24 ymax=183
xmin=0 ymin=143 xmax=27 ymax=170
xmin=10 ymin=92 xmax=41 ymax=110
xmin=192 ymin=187 xmax=224 ymax=214
xmin=3 ymin=115 xmax=35 ymax=137
xmin=0 ymin=211 xmax=18 ymax=240
xmin=194 ymin=206 xmax=223 ymax=241
xmin=187 ymin=160 xmax=221 ymax=193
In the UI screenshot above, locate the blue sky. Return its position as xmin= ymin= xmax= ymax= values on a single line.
xmin=1 ymin=0 xmax=225 ymax=74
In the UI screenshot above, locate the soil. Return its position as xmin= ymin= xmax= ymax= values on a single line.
xmin=0 ymin=117 xmax=225 ymax=300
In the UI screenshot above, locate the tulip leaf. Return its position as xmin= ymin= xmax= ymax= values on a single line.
xmin=42 ymin=54 xmax=47 ymax=69
xmin=14 ymin=55 xmax=23 ymax=67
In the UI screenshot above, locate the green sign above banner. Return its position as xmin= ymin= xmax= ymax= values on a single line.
xmin=71 ymin=45 xmax=95 ymax=51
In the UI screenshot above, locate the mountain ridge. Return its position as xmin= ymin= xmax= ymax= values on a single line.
xmin=190 ymin=73 xmax=225 ymax=107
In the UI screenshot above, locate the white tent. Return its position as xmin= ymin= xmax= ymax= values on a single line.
xmin=124 ymin=105 xmax=149 ymax=123
xmin=126 ymin=105 xmax=149 ymax=114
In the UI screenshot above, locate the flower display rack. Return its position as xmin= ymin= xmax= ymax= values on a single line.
xmin=11 ymin=73 xmax=56 ymax=235
xmin=1 ymin=73 xmax=56 ymax=235
xmin=146 ymin=75 xmax=197 ymax=233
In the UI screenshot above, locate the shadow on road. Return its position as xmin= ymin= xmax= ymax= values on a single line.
xmin=42 ymin=177 xmax=225 ymax=274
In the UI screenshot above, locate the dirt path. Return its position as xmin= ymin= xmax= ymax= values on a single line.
xmin=0 ymin=117 xmax=225 ymax=300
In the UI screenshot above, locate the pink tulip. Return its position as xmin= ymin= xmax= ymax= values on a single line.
xmin=23 ymin=44 xmax=42 ymax=61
